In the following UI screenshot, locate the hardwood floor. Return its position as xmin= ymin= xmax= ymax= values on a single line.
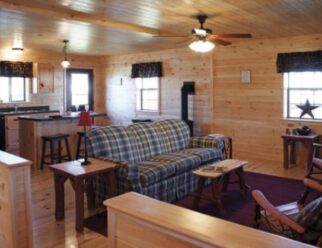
xmin=30 ymin=159 xmax=311 ymax=247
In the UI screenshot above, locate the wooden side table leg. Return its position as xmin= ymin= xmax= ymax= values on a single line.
xmin=193 ymin=177 xmax=205 ymax=210
xmin=54 ymin=174 xmax=67 ymax=220
xmin=105 ymin=170 xmax=116 ymax=198
xmin=290 ymin=141 xmax=296 ymax=164
xmin=222 ymin=172 xmax=230 ymax=192
xmin=307 ymin=141 xmax=314 ymax=172
xmin=283 ymin=139 xmax=289 ymax=169
xmin=211 ymin=178 xmax=224 ymax=214
xmin=74 ymin=178 xmax=85 ymax=232
xmin=235 ymin=167 xmax=249 ymax=198
xmin=85 ymin=179 xmax=96 ymax=209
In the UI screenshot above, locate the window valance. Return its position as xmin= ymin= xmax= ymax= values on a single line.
xmin=276 ymin=50 xmax=322 ymax=73
xmin=0 ymin=61 xmax=33 ymax=77
xmin=131 ymin=62 xmax=163 ymax=78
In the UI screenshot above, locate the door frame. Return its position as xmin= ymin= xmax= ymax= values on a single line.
xmin=66 ymin=68 xmax=94 ymax=111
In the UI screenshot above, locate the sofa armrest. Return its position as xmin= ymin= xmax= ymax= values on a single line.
xmin=189 ymin=136 xmax=232 ymax=159
xmin=98 ymin=157 xmax=140 ymax=183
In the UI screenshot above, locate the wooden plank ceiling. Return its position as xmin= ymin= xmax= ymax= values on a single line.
xmin=0 ymin=0 xmax=322 ymax=55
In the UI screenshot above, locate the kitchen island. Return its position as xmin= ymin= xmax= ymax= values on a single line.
xmin=19 ymin=112 xmax=106 ymax=169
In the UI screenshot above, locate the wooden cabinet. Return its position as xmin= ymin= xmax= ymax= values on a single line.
xmin=5 ymin=112 xmax=58 ymax=156
xmin=5 ymin=116 xmax=19 ymax=155
xmin=33 ymin=63 xmax=55 ymax=93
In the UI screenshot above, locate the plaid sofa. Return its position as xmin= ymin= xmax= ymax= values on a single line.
xmin=87 ymin=119 xmax=226 ymax=205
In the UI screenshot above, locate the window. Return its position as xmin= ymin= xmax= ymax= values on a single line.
xmin=136 ymin=77 xmax=160 ymax=112
xmin=284 ymin=71 xmax=322 ymax=119
xmin=0 ymin=77 xmax=28 ymax=102
xmin=66 ymin=69 xmax=93 ymax=111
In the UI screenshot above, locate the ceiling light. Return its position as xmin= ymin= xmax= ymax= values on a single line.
xmin=189 ymin=40 xmax=215 ymax=53
xmin=12 ymin=47 xmax=24 ymax=55
xmin=61 ymin=40 xmax=70 ymax=68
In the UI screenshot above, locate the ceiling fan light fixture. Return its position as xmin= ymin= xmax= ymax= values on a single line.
xmin=61 ymin=40 xmax=70 ymax=68
xmin=189 ymin=40 xmax=215 ymax=53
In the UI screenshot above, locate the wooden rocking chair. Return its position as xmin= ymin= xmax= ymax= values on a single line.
xmin=252 ymin=178 xmax=322 ymax=246
xmin=299 ymin=143 xmax=322 ymax=205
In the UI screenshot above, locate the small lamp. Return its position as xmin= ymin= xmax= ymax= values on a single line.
xmin=78 ymin=111 xmax=92 ymax=165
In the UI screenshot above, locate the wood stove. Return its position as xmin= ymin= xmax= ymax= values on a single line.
xmin=181 ymin=81 xmax=195 ymax=136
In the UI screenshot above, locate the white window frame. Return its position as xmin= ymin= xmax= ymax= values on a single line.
xmin=0 ymin=76 xmax=29 ymax=103
xmin=135 ymin=77 xmax=160 ymax=113
xmin=283 ymin=71 xmax=322 ymax=120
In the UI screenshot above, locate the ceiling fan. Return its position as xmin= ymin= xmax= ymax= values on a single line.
xmin=155 ymin=15 xmax=252 ymax=52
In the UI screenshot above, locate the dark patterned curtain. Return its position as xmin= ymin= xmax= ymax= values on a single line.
xmin=276 ymin=50 xmax=322 ymax=73
xmin=131 ymin=62 xmax=163 ymax=78
xmin=0 ymin=61 xmax=33 ymax=77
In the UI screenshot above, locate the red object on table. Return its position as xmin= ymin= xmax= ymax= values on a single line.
xmin=78 ymin=111 xmax=92 ymax=126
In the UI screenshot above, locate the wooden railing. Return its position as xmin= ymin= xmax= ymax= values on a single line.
xmin=104 ymin=192 xmax=313 ymax=248
xmin=0 ymin=151 xmax=33 ymax=248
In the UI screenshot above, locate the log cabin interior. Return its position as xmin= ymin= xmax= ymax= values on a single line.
xmin=0 ymin=0 xmax=322 ymax=247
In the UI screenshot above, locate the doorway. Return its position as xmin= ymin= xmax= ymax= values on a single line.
xmin=66 ymin=68 xmax=94 ymax=111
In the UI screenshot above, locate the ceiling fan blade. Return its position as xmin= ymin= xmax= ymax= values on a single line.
xmin=214 ymin=34 xmax=252 ymax=38
xmin=176 ymin=37 xmax=195 ymax=45
xmin=153 ymin=35 xmax=190 ymax=38
xmin=210 ymin=38 xmax=232 ymax=46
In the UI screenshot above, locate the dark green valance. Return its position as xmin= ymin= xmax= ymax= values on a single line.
xmin=276 ymin=50 xmax=322 ymax=73
xmin=0 ymin=61 xmax=33 ymax=77
xmin=131 ymin=62 xmax=163 ymax=78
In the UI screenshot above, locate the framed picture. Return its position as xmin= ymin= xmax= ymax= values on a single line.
xmin=240 ymin=70 xmax=251 ymax=84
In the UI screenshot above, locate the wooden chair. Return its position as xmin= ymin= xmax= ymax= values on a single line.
xmin=299 ymin=143 xmax=322 ymax=205
xmin=252 ymin=178 xmax=322 ymax=246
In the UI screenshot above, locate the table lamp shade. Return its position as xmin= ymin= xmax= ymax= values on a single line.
xmin=78 ymin=111 xmax=92 ymax=126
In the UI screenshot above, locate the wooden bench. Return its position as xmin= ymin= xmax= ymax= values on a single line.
xmin=104 ymin=192 xmax=313 ymax=248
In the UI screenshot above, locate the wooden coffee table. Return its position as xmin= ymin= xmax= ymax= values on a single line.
xmin=192 ymin=159 xmax=249 ymax=214
xmin=50 ymin=158 xmax=116 ymax=232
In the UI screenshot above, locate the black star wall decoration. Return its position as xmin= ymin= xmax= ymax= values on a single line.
xmin=296 ymin=100 xmax=319 ymax=119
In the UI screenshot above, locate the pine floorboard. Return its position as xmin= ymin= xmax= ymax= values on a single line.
xmin=30 ymin=159 xmax=314 ymax=247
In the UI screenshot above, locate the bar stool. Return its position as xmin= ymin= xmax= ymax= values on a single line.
xmin=75 ymin=131 xmax=85 ymax=160
xmin=75 ymin=126 xmax=98 ymax=159
xmin=40 ymin=134 xmax=72 ymax=169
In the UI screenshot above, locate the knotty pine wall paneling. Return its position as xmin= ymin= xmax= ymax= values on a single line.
xmin=212 ymin=33 xmax=322 ymax=165
xmin=0 ymin=48 xmax=104 ymax=113
xmin=101 ymin=48 xmax=213 ymax=134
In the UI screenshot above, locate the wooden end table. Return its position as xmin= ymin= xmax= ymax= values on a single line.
xmin=50 ymin=158 xmax=116 ymax=232
xmin=192 ymin=159 xmax=249 ymax=214
xmin=281 ymin=134 xmax=320 ymax=170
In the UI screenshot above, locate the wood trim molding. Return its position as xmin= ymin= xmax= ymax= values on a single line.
xmin=0 ymin=0 xmax=174 ymax=36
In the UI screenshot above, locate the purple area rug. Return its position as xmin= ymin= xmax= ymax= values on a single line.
xmin=84 ymin=172 xmax=320 ymax=236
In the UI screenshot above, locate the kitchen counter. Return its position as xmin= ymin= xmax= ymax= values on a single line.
xmin=18 ymin=112 xmax=106 ymax=169
xmin=18 ymin=112 xmax=105 ymax=121
xmin=0 ymin=110 xmax=58 ymax=117
xmin=0 ymin=106 xmax=59 ymax=154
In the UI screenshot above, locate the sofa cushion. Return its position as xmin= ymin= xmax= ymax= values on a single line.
xmin=295 ymin=197 xmax=322 ymax=244
xmin=176 ymin=148 xmax=223 ymax=163
xmin=87 ymin=126 xmax=142 ymax=163
xmin=128 ymin=122 xmax=169 ymax=161
xmin=153 ymin=119 xmax=191 ymax=153
xmin=149 ymin=153 xmax=201 ymax=174
xmin=137 ymin=161 xmax=176 ymax=187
